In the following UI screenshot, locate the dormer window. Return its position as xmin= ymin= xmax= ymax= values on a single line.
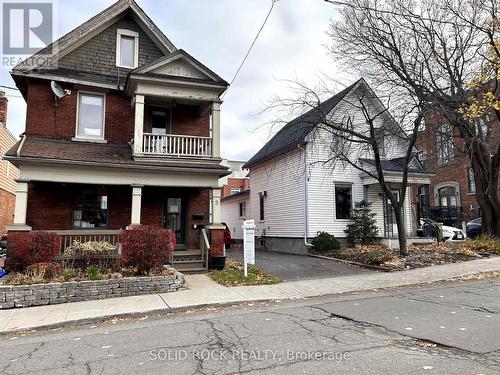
xmin=116 ymin=29 xmax=139 ymax=68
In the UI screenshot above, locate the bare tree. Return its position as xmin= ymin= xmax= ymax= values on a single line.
xmin=266 ymin=79 xmax=427 ymax=255
xmin=326 ymin=0 xmax=500 ymax=236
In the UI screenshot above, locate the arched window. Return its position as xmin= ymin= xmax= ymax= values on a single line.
xmin=436 ymin=124 xmax=454 ymax=165
xmin=438 ymin=186 xmax=458 ymax=207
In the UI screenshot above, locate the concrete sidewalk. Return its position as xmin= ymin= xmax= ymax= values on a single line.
xmin=0 ymin=257 xmax=499 ymax=334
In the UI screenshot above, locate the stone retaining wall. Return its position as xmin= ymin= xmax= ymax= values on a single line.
xmin=0 ymin=272 xmax=185 ymax=309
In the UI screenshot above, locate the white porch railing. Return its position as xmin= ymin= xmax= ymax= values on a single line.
xmin=142 ymin=133 xmax=213 ymax=157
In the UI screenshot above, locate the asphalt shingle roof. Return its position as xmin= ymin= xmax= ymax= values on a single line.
xmin=5 ymin=137 xmax=229 ymax=173
xmin=243 ymin=79 xmax=362 ymax=169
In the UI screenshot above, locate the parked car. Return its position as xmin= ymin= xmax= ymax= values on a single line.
xmin=418 ymin=218 xmax=465 ymax=241
xmin=466 ymin=217 xmax=482 ymax=239
xmin=222 ymin=223 xmax=231 ymax=249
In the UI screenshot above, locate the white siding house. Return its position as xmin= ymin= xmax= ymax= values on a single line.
xmin=244 ymin=79 xmax=433 ymax=254
xmin=221 ymin=191 xmax=249 ymax=240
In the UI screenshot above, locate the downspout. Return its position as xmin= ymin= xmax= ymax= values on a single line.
xmin=16 ymin=133 xmax=26 ymax=157
xmin=298 ymin=144 xmax=313 ymax=247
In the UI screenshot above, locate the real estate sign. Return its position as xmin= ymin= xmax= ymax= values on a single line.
xmin=242 ymin=219 xmax=255 ymax=277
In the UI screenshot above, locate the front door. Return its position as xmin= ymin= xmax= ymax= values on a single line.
xmin=164 ymin=198 xmax=186 ymax=246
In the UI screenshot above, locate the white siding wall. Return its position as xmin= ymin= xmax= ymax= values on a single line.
xmin=0 ymin=126 xmax=19 ymax=194
xmin=248 ymin=149 xmax=305 ymax=238
xmin=221 ymin=194 xmax=249 ymax=240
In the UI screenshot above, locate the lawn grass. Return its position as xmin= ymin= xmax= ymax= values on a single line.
xmin=208 ymin=260 xmax=282 ymax=287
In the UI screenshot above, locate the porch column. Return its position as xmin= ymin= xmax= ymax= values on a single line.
xmin=207 ymin=187 xmax=225 ymax=257
xmin=211 ymin=102 xmax=221 ymax=158
xmin=133 ymin=95 xmax=145 ymax=155
xmin=210 ymin=187 xmax=222 ymax=224
xmin=130 ymin=185 xmax=143 ymax=226
xmin=9 ymin=180 xmax=32 ymax=231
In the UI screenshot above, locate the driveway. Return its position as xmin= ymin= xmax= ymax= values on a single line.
xmin=227 ymin=249 xmax=373 ymax=281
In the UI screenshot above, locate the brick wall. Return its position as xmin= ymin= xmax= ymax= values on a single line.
xmin=0 ymin=92 xmax=7 ymax=124
xmin=0 ymin=188 xmax=15 ymax=235
xmin=222 ymin=178 xmax=250 ymax=198
xmin=24 ymin=80 xmax=135 ymax=144
xmin=187 ymin=189 xmax=210 ymax=248
xmin=171 ymin=104 xmax=210 ymax=137
xmin=414 ymin=113 xmax=500 ymax=222
xmin=25 ymin=183 xmax=210 ymax=249
xmin=24 ymin=81 xmax=209 ymax=144
xmin=209 ymin=229 xmax=225 ymax=257
xmin=26 ymin=182 xmax=132 ymax=230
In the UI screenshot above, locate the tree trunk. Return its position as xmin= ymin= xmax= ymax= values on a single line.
xmin=469 ymin=141 xmax=500 ymax=237
xmin=393 ymin=204 xmax=408 ymax=256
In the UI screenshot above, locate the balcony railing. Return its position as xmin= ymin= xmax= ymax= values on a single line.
xmin=142 ymin=133 xmax=213 ymax=157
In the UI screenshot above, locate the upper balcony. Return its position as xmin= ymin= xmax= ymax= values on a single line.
xmin=125 ymin=50 xmax=228 ymax=161
xmin=142 ymin=133 xmax=213 ymax=157
xmin=131 ymin=98 xmax=218 ymax=159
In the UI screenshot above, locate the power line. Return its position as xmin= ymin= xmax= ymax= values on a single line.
xmin=221 ymin=0 xmax=278 ymax=99
xmin=0 ymin=85 xmax=19 ymax=91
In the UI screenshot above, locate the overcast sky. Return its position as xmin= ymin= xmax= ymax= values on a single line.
xmin=0 ymin=0 xmax=352 ymax=161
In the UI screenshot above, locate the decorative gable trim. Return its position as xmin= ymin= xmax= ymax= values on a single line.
xmin=13 ymin=0 xmax=176 ymax=72
xmin=132 ymin=50 xmax=228 ymax=84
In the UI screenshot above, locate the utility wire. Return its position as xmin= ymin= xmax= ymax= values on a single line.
xmin=221 ymin=0 xmax=278 ymax=99
xmin=0 ymin=85 xmax=18 ymax=91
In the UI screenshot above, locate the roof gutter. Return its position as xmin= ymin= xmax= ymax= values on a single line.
xmin=3 ymin=155 xmax=231 ymax=176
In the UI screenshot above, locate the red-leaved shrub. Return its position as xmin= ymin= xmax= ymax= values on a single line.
xmin=119 ymin=226 xmax=176 ymax=274
xmin=8 ymin=232 xmax=60 ymax=272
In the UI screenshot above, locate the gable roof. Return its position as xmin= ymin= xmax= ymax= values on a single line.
xmin=13 ymin=0 xmax=176 ymax=72
xmin=243 ymin=79 xmax=363 ymax=169
xmin=130 ymin=49 xmax=228 ymax=85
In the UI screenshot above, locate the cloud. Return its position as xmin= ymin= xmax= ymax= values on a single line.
xmin=1 ymin=0 xmax=347 ymax=162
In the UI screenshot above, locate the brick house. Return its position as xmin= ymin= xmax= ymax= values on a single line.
xmin=4 ymin=0 xmax=230 ymax=271
xmin=413 ymin=112 xmax=500 ymax=227
xmin=0 ymin=91 xmax=20 ymax=235
xmin=219 ymin=160 xmax=250 ymax=240
xmin=219 ymin=160 xmax=249 ymax=198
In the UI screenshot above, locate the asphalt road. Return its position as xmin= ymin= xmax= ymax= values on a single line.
xmin=0 ymin=279 xmax=499 ymax=375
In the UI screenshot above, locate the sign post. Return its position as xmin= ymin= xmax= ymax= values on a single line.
xmin=242 ymin=219 xmax=255 ymax=278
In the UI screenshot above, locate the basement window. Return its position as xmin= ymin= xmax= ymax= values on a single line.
xmin=116 ymin=29 xmax=139 ymax=68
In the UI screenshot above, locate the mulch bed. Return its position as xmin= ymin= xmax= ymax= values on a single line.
xmin=310 ymin=242 xmax=490 ymax=272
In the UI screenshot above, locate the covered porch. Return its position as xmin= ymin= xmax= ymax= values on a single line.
xmin=360 ymin=159 xmax=435 ymax=242
xmin=7 ymin=160 xmax=228 ymax=272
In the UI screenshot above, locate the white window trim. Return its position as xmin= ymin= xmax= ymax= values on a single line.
xmin=116 ymin=29 xmax=139 ymax=69
xmin=333 ymin=182 xmax=354 ymax=221
xmin=74 ymin=91 xmax=106 ymax=142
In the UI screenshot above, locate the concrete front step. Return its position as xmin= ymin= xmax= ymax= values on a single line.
xmin=173 ymin=250 xmax=202 ymax=258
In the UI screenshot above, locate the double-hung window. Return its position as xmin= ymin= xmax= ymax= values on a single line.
xmin=77 ymin=93 xmax=105 ymax=139
xmin=239 ymin=201 xmax=246 ymax=218
xmin=116 ymin=29 xmax=139 ymax=68
xmin=467 ymin=167 xmax=476 ymax=193
xmin=436 ymin=124 xmax=454 ymax=165
xmin=259 ymin=193 xmax=265 ymax=221
xmin=335 ymin=184 xmax=353 ymax=219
